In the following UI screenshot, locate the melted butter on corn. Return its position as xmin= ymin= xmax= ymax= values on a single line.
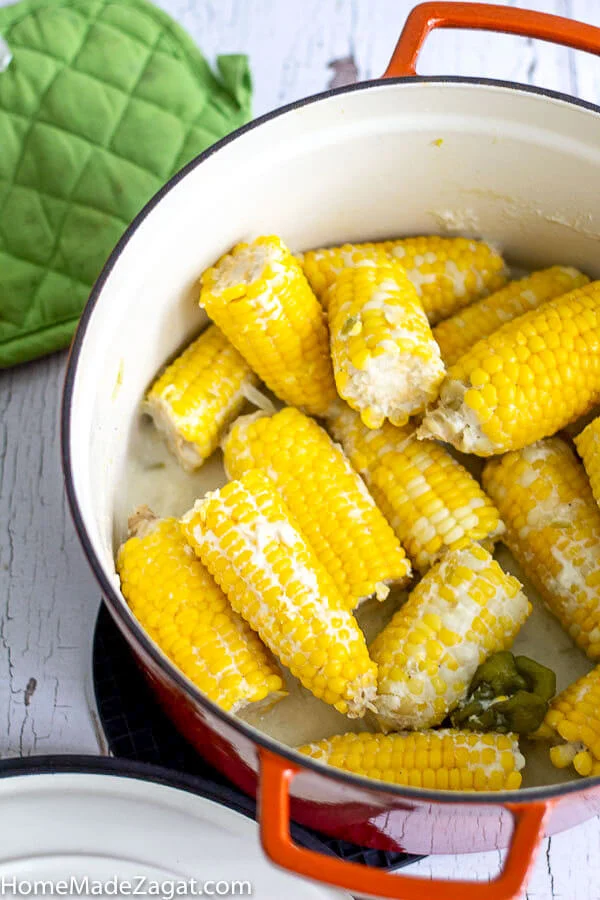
xmin=222 ymin=407 xmax=410 ymax=609
xmin=369 ymin=544 xmax=531 ymax=731
xmin=327 ymin=263 xmax=445 ymax=428
xmin=181 ymin=469 xmax=378 ymax=717
xmin=484 ymin=437 xmax=600 ymax=660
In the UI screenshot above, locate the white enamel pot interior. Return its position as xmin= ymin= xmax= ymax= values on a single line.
xmin=63 ymin=75 xmax=600 ymax=898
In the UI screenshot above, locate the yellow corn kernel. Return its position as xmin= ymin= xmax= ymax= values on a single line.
xmin=222 ymin=407 xmax=410 ymax=609
xmin=433 ymin=267 xmax=589 ymax=366
xmin=327 ymin=263 xmax=444 ymax=428
xmin=327 ymin=405 xmax=503 ymax=573
xmin=370 ymin=544 xmax=531 ymax=730
xmin=575 ymin=416 xmax=600 ymax=513
xmin=420 ymin=280 xmax=600 ymax=455
xmin=298 ymin=729 xmax=524 ymax=791
xmin=144 ymin=324 xmax=259 ymax=470
xmin=301 ymin=236 xmax=507 ymax=325
xmin=200 ymin=236 xmax=336 ymax=415
xmin=117 ymin=507 xmax=285 ymax=714
xmin=484 ymin=438 xmax=600 ymax=660
xmin=545 ymin=665 xmax=600 ymax=777
xmin=181 ymin=469 xmax=377 ymax=717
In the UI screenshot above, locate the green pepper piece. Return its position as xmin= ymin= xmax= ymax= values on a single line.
xmin=469 ymin=651 xmax=528 ymax=697
xmin=450 ymin=702 xmax=508 ymax=733
xmin=450 ymin=699 xmax=486 ymax=728
xmin=514 ymin=655 xmax=556 ymax=702
xmin=492 ymin=690 xmax=548 ymax=734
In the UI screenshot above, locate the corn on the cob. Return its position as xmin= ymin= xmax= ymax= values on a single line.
xmin=575 ymin=416 xmax=600 ymax=511
xmin=298 ymin=729 xmax=525 ymax=790
xmin=420 ymin=281 xmax=600 ymax=456
xmin=301 ymin=236 xmax=507 ymax=324
xmin=221 ymin=408 xmax=411 ymax=608
xmin=483 ymin=438 xmax=600 ymax=661
xmin=326 ymin=263 xmax=445 ymax=428
xmin=369 ymin=544 xmax=531 ymax=731
xmin=433 ymin=267 xmax=589 ymax=366
xmin=117 ymin=507 xmax=285 ymax=713
xmin=543 ymin=666 xmax=600 ymax=777
xmin=328 ymin=405 xmax=503 ymax=573
xmin=181 ymin=469 xmax=377 ymax=717
xmin=199 ymin=236 xmax=336 ymax=416
xmin=144 ymin=325 xmax=259 ymax=470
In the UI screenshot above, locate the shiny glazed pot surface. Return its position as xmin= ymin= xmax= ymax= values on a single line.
xmin=63 ymin=4 xmax=600 ymax=898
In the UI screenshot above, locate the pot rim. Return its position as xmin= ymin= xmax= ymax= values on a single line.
xmin=62 ymin=73 xmax=600 ymax=807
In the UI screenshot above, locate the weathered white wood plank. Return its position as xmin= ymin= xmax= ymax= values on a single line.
xmin=0 ymin=354 xmax=100 ymax=756
xmin=1 ymin=1 xmax=600 ymax=895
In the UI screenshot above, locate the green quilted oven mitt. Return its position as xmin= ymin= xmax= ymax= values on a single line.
xmin=0 ymin=0 xmax=252 ymax=367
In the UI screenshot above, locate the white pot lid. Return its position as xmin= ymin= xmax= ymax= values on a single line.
xmin=0 ymin=760 xmax=350 ymax=900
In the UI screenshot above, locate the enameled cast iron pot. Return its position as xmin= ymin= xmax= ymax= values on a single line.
xmin=62 ymin=4 xmax=600 ymax=898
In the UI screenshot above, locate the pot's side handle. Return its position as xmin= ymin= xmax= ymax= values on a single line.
xmin=259 ymin=748 xmax=553 ymax=900
xmin=384 ymin=1 xmax=600 ymax=78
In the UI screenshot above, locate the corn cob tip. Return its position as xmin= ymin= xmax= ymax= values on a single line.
xmin=144 ymin=325 xmax=259 ymax=472
xmin=418 ymin=380 xmax=495 ymax=455
xmin=127 ymin=505 xmax=159 ymax=540
xmin=327 ymin=263 xmax=445 ymax=428
xmin=142 ymin=395 xmax=203 ymax=472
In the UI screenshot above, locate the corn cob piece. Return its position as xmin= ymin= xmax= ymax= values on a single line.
xmin=483 ymin=438 xmax=600 ymax=661
xmin=199 ymin=236 xmax=336 ymax=416
xmin=328 ymin=405 xmax=503 ymax=573
xmin=575 ymin=416 xmax=600 ymax=511
xmin=221 ymin=408 xmax=411 ymax=608
xmin=144 ymin=325 xmax=259 ymax=471
xmin=298 ymin=729 xmax=525 ymax=790
xmin=327 ymin=263 xmax=445 ymax=428
xmin=116 ymin=507 xmax=285 ymax=714
xmin=181 ymin=469 xmax=378 ymax=717
xmin=433 ymin=267 xmax=589 ymax=366
xmin=420 ymin=281 xmax=600 ymax=456
xmin=301 ymin=236 xmax=507 ymax=324
xmin=543 ymin=666 xmax=600 ymax=777
xmin=369 ymin=544 xmax=531 ymax=731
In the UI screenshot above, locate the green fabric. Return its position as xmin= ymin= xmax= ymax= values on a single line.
xmin=0 ymin=0 xmax=252 ymax=367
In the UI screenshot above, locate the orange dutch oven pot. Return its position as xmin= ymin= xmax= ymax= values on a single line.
xmin=62 ymin=4 xmax=600 ymax=898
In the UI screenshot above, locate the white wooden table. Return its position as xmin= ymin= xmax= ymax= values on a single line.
xmin=2 ymin=0 xmax=600 ymax=896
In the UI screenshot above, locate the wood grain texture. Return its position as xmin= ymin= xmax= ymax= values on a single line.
xmin=1 ymin=0 xmax=600 ymax=895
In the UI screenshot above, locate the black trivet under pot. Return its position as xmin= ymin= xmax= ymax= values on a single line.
xmin=93 ymin=604 xmax=422 ymax=871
